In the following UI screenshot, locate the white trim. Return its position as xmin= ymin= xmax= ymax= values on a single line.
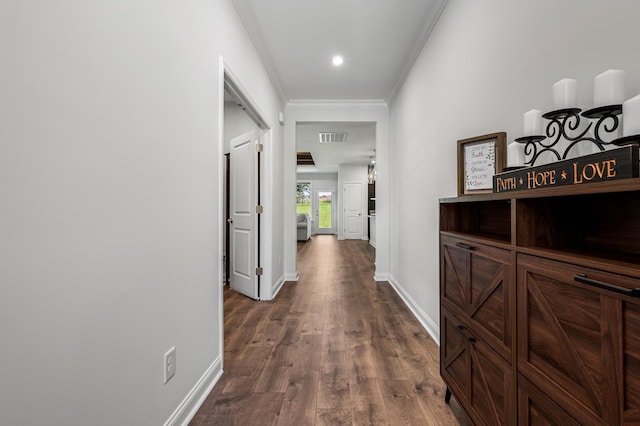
xmin=271 ymin=273 xmax=286 ymax=298
xmin=386 ymin=0 xmax=449 ymax=105
xmin=374 ymin=272 xmax=389 ymax=282
xmin=259 ymin=129 xmax=274 ymax=301
xmin=163 ymin=357 xmax=223 ymax=426
xmin=230 ymin=0 xmax=288 ymax=105
xmin=217 ymin=56 xmax=226 ymax=381
xmin=284 ymin=272 xmax=298 ymax=281
xmin=388 ymin=275 xmax=440 ymax=345
xmin=287 ymin=99 xmax=387 ymax=107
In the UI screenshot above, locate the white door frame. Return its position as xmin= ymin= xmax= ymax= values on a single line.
xmin=283 ymin=104 xmax=390 ymax=283
xmin=314 ymin=187 xmax=336 ymax=235
xmin=219 ymin=58 xmax=274 ymax=369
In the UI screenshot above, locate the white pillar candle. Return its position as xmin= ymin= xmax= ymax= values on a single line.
xmin=523 ymin=109 xmax=543 ymax=136
xmin=593 ymin=69 xmax=626 ymax=107
xmin=623 ymin=94 xmax=640 ymax=136
xmin=507 ymin=142 xmax=525 ymax=167
xmin=552 ymin=78 xmax=578 ymax=109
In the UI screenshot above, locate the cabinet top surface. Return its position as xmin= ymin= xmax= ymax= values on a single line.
xmin=440 ymin=178 xmax=640 ymax=203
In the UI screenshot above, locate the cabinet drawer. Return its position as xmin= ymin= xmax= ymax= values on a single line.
xmin=441 ymin=234 xmax=512 ymax=360
xmin=517 ymin=253 xmax=640 ymax=425
xmin=441 ymin=307 xmax=515 ymax=426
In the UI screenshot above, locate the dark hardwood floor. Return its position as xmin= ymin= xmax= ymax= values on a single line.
xmin=190 ymin=235 xmax=468 ymax=425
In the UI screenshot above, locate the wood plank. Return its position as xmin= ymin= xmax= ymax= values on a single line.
xmin=190 ymin=236 xmax=465 ymax=426
xmin=315 ymin=409 xmax=352 ymax=425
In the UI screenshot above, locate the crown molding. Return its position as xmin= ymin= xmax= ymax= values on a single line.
xmin=286 ymin=99 xmax=388 ymax=108
xmin=387 ymin=0 xmax=449 ymax=106
xmin=231 ymin=0 xmax=289 ymax=106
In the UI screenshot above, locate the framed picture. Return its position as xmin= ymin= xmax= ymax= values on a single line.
xmin=457 ymin=132 xmax=506 ymax=195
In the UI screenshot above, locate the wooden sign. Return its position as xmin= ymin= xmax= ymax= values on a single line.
xmin=493 ymin=145 xmax=639 ymax=193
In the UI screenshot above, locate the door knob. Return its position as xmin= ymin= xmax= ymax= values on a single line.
xmin=227 ymin=218 xmax=233 ymax=224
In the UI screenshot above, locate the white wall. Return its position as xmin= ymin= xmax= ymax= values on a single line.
xmin=0 ymin=1 xmax=283 ymax=425
xmin=224 ymin=103 xmax=260 ymax=154
xmin=389 ymin=0 xmax=640 ymax=342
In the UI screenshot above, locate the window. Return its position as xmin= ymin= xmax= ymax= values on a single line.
xmin=296 ymin=182 xmax=311 ymax=215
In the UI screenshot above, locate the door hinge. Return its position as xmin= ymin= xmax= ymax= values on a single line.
xmin=255 ymin=267 xmax=263 ymax=276
xmin=256 ymin=143 xmax=264 ymax=152
xmin=256 ymin=205 xmax=263 ymax=214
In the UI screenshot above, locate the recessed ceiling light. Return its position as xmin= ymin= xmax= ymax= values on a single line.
xmin=332 ymin=55 xmax=344 ymax=66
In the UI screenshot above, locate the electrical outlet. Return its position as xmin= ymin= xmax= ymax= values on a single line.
xmin=164 ymin=347 xmax=176 ymax=384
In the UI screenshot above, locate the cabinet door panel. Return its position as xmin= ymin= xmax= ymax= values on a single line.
xmin=470 ymin=338 xmax=514 ymax=425
xmin=518 ymin=375 xmax=581 ymax=426
xmin=517 ymin=254 xmax=640 ymax=425
xmin=441 ymin=240 xmax=468 ymax=312
xmin=441 ymin=235 xmax=512 ymax=360
xmin=469 ymin=253 xmax=509 ymax=351
xmin=441 ymin=308 xmax=515 ymax=426
xmin=441 ymin=307 xmax=470 ymax=402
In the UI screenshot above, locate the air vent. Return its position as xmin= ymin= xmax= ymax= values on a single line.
xmin=319 ymin=132 xmax=347 ymax=143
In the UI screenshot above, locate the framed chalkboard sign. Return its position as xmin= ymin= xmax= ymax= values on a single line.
xmin=457 ymin=132 xmax=506 ymax=195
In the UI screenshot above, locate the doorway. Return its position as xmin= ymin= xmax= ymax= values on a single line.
xmin=222 ymin=68 xmax=269 ymax=301
xmin=314 ymin=187 xmax=335 ymax=234
xmin=284 ymin=105 xmax=389 ymax=284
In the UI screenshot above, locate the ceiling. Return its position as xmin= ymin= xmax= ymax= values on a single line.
xmin=232 ymin=0 xmax=448 ymax=102
xmin=231 ymin=0 xmax=448 ymax=172
xmin=296 ymin=122 xmax=376 ymax=173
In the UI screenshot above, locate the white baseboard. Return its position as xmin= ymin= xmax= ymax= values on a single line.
xmin=388 ymin=275 xmax=440 ymax=345
xmin=272 ymin=274 xmax=286 ymax=298
xmin=373 ymin=272 xmax=389 ymax=282
xmin=164 ymin=356 xmax=223 ymax=426
xmin=284 ymin=272 xmax=298 ymax=282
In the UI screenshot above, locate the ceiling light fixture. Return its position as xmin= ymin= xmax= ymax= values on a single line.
xmin=368 ymin=159 xmax=376 ymax=184
xmin=332 ymin=55 xmax=344 ymax=66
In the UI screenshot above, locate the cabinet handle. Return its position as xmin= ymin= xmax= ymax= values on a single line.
xmin=574 ymin=274 xmax=640 ymax=298
xmin=455 ymin=325 xmax=476 ymax=343
xmin=455 ymin=242 xmax=476 ymax=251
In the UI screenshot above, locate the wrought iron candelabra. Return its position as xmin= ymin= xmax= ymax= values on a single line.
xmin=514 ymin=104 xmax=640 ymax=166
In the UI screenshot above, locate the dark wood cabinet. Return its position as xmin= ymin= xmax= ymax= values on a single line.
xmin=440 ymin=179 xmax=640 ymax=425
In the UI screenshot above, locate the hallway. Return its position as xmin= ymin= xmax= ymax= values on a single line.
xmin=190 ymin=235 xmax=465 ymax=425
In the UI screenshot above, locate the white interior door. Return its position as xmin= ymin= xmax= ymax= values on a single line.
xmin=229 ymin=130 xmax=259 ymax=299
xmin=343 ymin=182 xmax=363 ymax=239
xmin=314 ymin=187 xmax=335 ymax=235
